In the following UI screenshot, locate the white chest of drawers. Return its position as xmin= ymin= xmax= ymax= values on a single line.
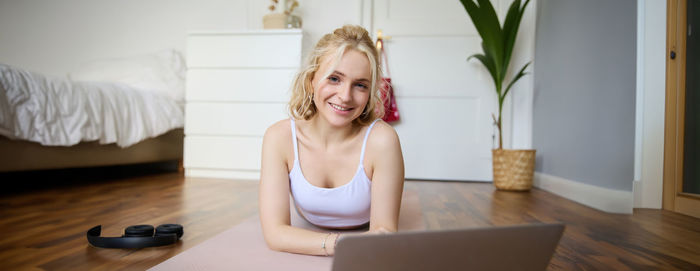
xmin=184 ymin=30 xmax=302 ymax=180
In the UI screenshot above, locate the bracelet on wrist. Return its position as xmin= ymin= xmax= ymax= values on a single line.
xmin=322 ymin=232 xmax=332 ymax=256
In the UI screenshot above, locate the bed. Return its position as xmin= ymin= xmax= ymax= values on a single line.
xmin=0 ymin=50 xmax=186 ymax=172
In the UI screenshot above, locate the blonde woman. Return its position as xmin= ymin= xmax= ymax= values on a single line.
xmin=259 ymin=25 xmax=405 ymax=256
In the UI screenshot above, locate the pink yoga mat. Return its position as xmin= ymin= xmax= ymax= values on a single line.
xmin=149 ymin=191 xmax=424 ymax=271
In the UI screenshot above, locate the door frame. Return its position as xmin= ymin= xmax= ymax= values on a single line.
xmin=633 ymin=0 xmax=667 ymax=209
xmin=663 ymin=0 xmax=700 ymax=218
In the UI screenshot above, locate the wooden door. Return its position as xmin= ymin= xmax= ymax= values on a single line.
xmin=664 ymin=0 xmax=700 ymax=218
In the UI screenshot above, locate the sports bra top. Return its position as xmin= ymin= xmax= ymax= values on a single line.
xmin=288 ymin=118 xmax=380 ymax=228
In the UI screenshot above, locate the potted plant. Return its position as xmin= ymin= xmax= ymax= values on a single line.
xmin=459 ymin=0 xmax=535 ymax=191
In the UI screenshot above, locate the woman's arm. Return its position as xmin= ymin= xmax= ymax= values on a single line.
xmin=259 ymin=120 xmax=342 ymax=256
xmin=367 ymin=121 xmax=405 ymax=233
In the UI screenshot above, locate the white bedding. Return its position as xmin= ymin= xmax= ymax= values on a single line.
xmin=0 ymin=63 xmax=184 ymax=148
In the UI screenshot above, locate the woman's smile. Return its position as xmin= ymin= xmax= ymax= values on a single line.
xmin=329 ymin=102 xmax=354 ymax=114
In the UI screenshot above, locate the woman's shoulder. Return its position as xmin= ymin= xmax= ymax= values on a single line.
xmin=266 ymin=118 xmax=291 ymax=132
xmin=364 ymin=120 xmax=402 ymax=169
xmin=366 ymin=120 xmax=400 ymax=149
xmin=263 ymin=118 xmax=292 ymax=144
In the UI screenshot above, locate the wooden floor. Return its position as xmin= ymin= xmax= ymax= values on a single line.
xmin=1 ymin=164 xmax=699 ymax=270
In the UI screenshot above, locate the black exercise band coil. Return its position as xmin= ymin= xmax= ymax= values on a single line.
xmin=87 ymin=224 xmax=184 ymax=249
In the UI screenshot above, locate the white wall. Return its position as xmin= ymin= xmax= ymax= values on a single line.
xmin=0 ymin=0 xmax=537 ymax=178
xmin=0 ymin=0 xmax=363 ymax=77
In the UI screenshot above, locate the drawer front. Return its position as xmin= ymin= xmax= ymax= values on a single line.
xmin=187 ymin=33 xmax=302 ymax=68
xmin=184 ymin=136 xmax=262 ymax=170
xmin=186 ymin=69 xmax=296 ymax=102
xmin=185 ymin=102 xmax=287 ymax=136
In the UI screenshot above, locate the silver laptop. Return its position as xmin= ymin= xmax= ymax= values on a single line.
xmin=332 ymin=223 xmax=564 ymax=271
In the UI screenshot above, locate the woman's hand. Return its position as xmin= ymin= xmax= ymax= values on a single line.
xmin=331 ymin=227 xmax=394 ymax=255
xmin=365 ymin=226 xmax=392 ymax=235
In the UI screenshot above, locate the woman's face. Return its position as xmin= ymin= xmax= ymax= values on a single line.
xmin=311 ymin=49 xmax=371 ymax=128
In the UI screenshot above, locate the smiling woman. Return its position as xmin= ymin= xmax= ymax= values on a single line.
xmin=310 ymin=50 xmax=372 ymax=127
xmin=258 ymin=25 xmax=405 ymax=256
xmin=288 ymin=25 xmax=384 ymax=125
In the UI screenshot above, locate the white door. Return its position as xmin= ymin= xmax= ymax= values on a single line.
xmin=367 ymin=0 xmax=510 ymax=181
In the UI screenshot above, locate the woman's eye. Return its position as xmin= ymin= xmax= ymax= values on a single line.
xmin=328 ymin=76 xmax=340 ymax=83
xmin=355 ymin=83 xmax=368 ymax=89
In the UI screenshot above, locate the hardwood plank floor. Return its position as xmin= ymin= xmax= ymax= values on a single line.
xmin=1 ymin=165 xmax=699 ymax=270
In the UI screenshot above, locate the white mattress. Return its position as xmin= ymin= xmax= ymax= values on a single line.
xmin=0 ymin=63 xmax=183 ymax=148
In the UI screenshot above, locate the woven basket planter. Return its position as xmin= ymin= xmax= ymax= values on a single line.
xmin=492 ymin=149 xmax=536 ymax=191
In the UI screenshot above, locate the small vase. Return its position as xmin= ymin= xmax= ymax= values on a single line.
xmin=285 ymin=15 xmax=302 ymax=29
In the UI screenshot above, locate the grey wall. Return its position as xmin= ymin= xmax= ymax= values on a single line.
xmin=533 ymin=0 xmax=637 ymax=191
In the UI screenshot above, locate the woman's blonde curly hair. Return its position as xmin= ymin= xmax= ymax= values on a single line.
xmin=288 ymin=25 xmax=384 ymax=125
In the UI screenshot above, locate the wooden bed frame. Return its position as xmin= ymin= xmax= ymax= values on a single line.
xmin=0 ymin=129 xmax=183 ymax=172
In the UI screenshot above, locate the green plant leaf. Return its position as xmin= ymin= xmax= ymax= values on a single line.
xmin=460 ymin=0 xmax=504 ymax=82
xmin=474 ymin=0 xmax=504 ymax=68
xmin=502 ymin=0 xmax=530 ymax=81
xmin=502 ymin=62 xmax=530 ymax=100
xmin=502 ymin=0 xmax=522 ymax=79
xmin=468 ymin=53 xmax=499 ymax=94
xmin=480 ymin=42 xmax=502 ymax=93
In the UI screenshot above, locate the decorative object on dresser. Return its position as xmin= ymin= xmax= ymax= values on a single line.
xmin=264 ymin=0 xmax=301 ymax=29
xmin=459 ymin=0 xmax=534 ymax=191
xmin=184 ymin=30 xmax=303 ymax=180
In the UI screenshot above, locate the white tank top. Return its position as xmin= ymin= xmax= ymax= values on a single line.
xmin=288 ymin=118 xmax=380 ymax=228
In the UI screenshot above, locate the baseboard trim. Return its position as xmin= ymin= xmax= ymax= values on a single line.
xmin=534 ymin=172 xmax=633 ymax=214
xmin=633 ymin=180 xmax=643 ymax=208
xmin=185 ymin=168 xmax=260 ymax=181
